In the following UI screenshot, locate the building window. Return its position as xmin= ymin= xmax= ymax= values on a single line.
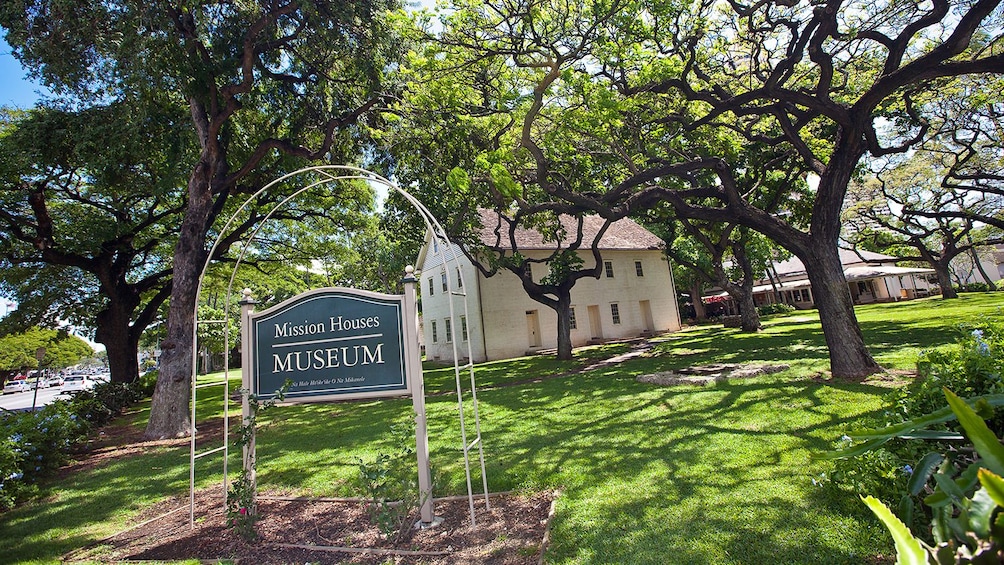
xmin=431 ymin=320 xmax=438 ymax=343
xmin=611 ymin=303 xmax=621 ymax=324
xmin=428 ymin=277 xmax=434 ymax=296
xmin=569 ymin=307 xmax=577 ymax=330
xmin=635 ymin=261 xmax=644 ymax=276
xmin=445 ymin=318 xmax=453 ymax=343
xmin=457 ymin=267 xmax=463 ymax=288
xmin=604 ymin=261 xmax=614 ymax=278
xmin=441 ymin=271 xmax=447 ymax=292
xmin=461 ymin=316 xmax=468 ymax=341
xmin=432 ymin=238 xmax=438 ymax=253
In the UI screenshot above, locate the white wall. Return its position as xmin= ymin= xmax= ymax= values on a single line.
xmin=420 ymin=244 xmax=681 ymax=362
xmin=419 ymin=241 xmax=486 ymax=363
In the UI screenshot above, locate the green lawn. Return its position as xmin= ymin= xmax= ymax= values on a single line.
xmin=2 ymin=292 xmax=1002 ymax=564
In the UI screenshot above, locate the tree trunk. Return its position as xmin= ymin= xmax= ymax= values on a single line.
xmin=727 ymin=235 xmax=760 ymax=332
xmin=803 ymin=243 xmax=882 ymax=380
xmin=690 ymin=281 xmax=707 ymax=320
xmin=933 ymin=261 xmax=958 ymax=299
xmin=736 ymin=289 xmax=760 ymax=332
xmin=144 ymin=164 xmax=214 ymax=440
xmin=555 ymin=291 xmax=573 ymax=361
xmin=971 ymin=247 xmax=996 ymax=289
xmin=93 ymin=296 xmax=141 ymax=384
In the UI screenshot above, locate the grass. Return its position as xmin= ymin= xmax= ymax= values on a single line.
xmin=1 ymin=292 xmax=1002 ymax=564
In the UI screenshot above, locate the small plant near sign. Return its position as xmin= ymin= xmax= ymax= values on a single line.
xmin=226 ymin=381 xmax=290 ymax=541
xmin=354 ymin=416 xmax=432 ymax=542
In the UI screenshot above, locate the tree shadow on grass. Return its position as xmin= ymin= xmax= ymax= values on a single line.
xmin=467 ymin=370 xmax=893 ymax=564
xmin=1 ymin=442 xmax=215 ymax=563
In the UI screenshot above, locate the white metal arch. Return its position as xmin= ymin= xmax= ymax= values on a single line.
xmin=189 ymin=165 xmax=489 ymax=526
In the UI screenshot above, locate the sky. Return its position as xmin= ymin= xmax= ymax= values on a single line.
xmin=0 ymin=37 xmax=48 ymax=108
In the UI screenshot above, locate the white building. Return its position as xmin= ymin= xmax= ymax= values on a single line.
xmin=949 ymin=244 xmax=1004 ymax=287
xmin=415 ymin=213 xmax=682 ymax=363
xmin=704 ymin=249 xmax=936 ymax=312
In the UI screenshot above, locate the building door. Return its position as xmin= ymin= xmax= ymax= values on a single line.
xmin=588 ymin=305 xmax=603 ymax=340
xmin=639 ymin=300 xmax=654 ymax=332
xmin=526 ymin=310 xmax=542 ymax=348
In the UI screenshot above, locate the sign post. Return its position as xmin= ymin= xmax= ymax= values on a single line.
xmin=239 ymin=289 xmax=257 ymax=496
xmin=404 ymin=266 xmax=435 ymax=524
xmin=31 ymin=347 xmax=45 ymax=412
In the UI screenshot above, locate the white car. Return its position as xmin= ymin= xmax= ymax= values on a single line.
xmin=3 ymin=379 xmax=31 ymax=394
xmin=61 ymin=375 xmax=93 ymax=392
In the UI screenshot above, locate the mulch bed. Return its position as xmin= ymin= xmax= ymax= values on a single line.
xmin=65 ymin=488 xmax=555 ymax=564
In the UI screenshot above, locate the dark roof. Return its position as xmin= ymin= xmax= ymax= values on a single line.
xmin=477 ymin=209 xmax=664 ymax=251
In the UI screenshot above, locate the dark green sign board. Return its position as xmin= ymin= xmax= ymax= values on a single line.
xmin=250 ymin=288 xmax=410 ymax=402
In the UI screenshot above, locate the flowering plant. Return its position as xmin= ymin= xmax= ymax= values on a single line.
xmin=225 ymin=381 xmax=289 ymax=541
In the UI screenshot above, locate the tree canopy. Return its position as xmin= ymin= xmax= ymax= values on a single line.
xmin=1 ymin=0 xmax=408 ymax=438
xmin=0 ymin=327 xmax=93 ymax=378
xmin=388 ymin=0 xmax=1004 ymax=378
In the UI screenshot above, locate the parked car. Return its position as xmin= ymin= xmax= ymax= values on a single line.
xmin=61 ymin=375 xmax=93 ymax=392
xmin=45 ymin=375 xmax=64 ymax=387
xmin=3 ymin=379 xmax=31 ymax=394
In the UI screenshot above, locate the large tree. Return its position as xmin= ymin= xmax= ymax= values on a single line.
xmin=1 ymin=1 xmax=405 ymax=438
xmin=594 ymin=0 xmax=1004 ymax=378
xmin=0 ymin=103 xmax=191 ymax=384
xmin=458 ymin=207 xmax=614 ymax=361
xmin=843 ymin=150 xmax=1004 ymax=299
xmin=411 ymin=0 xmax=1004 ymax=379
xmin=0 ymin=327 xmax=93 ymax=380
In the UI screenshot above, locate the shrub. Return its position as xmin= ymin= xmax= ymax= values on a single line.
xmin=893 ymin=320 xmax=1003 ymax=434
xmin=757 ymin=302 xmax=795 ymax=316
xmin=0 ymin=403 xmax=88 ymax=512
xmin=955 ymin=282 xmax=993 ymax=293
xmin=1 ymin=376 xmax=151 ymax=513
xmin=134 ymin=370 xmax=158 ymax=397
xmin=824 ymin=316 xmax=1004 ymax=546
xmin=353 ymin=417 xmax=431 ymax=542
xmin=861 ymin=389 xmax=1004 ymax=563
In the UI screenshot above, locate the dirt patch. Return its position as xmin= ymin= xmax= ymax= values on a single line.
xmin=637 ymin=363 xmax=791 ymax=386
xmin=65 ymin=488 xmax=555 ymax=564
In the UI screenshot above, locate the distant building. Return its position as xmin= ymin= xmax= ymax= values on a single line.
xmin=949 ymin=244 xmax=1004 ymax=287
xmin=703 ymin=249 xmax=936 ymax=311
xmin=415 ymin=212 xmax=682 ymax=362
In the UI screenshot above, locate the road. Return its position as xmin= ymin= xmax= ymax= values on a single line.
xmin=0 ymin=386 xmax=70 ymax=412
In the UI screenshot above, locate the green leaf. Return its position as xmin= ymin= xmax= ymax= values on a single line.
xmin=931 ymin=505 xmax=952 ymax=545
xmin=897 ymin=431 xmax=965 ymax=441
xmin=908 ymin=453 xmax=944 ymax=497
xmin=933 ymin=472 xmax=967 ymax=505
xmin=817 ymin=436 xmax=893 ymax=460
xmin=847 ymin=394 xmax=1004 ymax=441
xmin=489 ymin=163 xmax=521 ymax=200
xmin=967 ymin=488 xmax=996 ymax=539
xmin=944 ymin=388 xmax=1004 ymax=476
xmin=446 ymin=167 xmax=472 ymax=193
xmin=977 ymin=468 xmax=1004 ymax=507
xmin=861 ymin=495 xmax=930 ymax=565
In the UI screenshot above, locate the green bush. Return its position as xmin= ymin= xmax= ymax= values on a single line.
xmin=1 ymin=377 xmax=150 ymax=513
xmin=0 ymin=403 xmax=88 ymax=511
xmin=757 ymin=302 xmax=796 ymax=316
xmin=134 ymin=370 xmax=158 ymax=397
xmin=894 ymin=320 xmax=1003 ymax=434
xmin=825 ymin=316 xmax=1004 ymax=543
xmin=861 ymin=390 xmax=1004 ymax=563
xmin=955 ymin=282 xmax=994 ymax=293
